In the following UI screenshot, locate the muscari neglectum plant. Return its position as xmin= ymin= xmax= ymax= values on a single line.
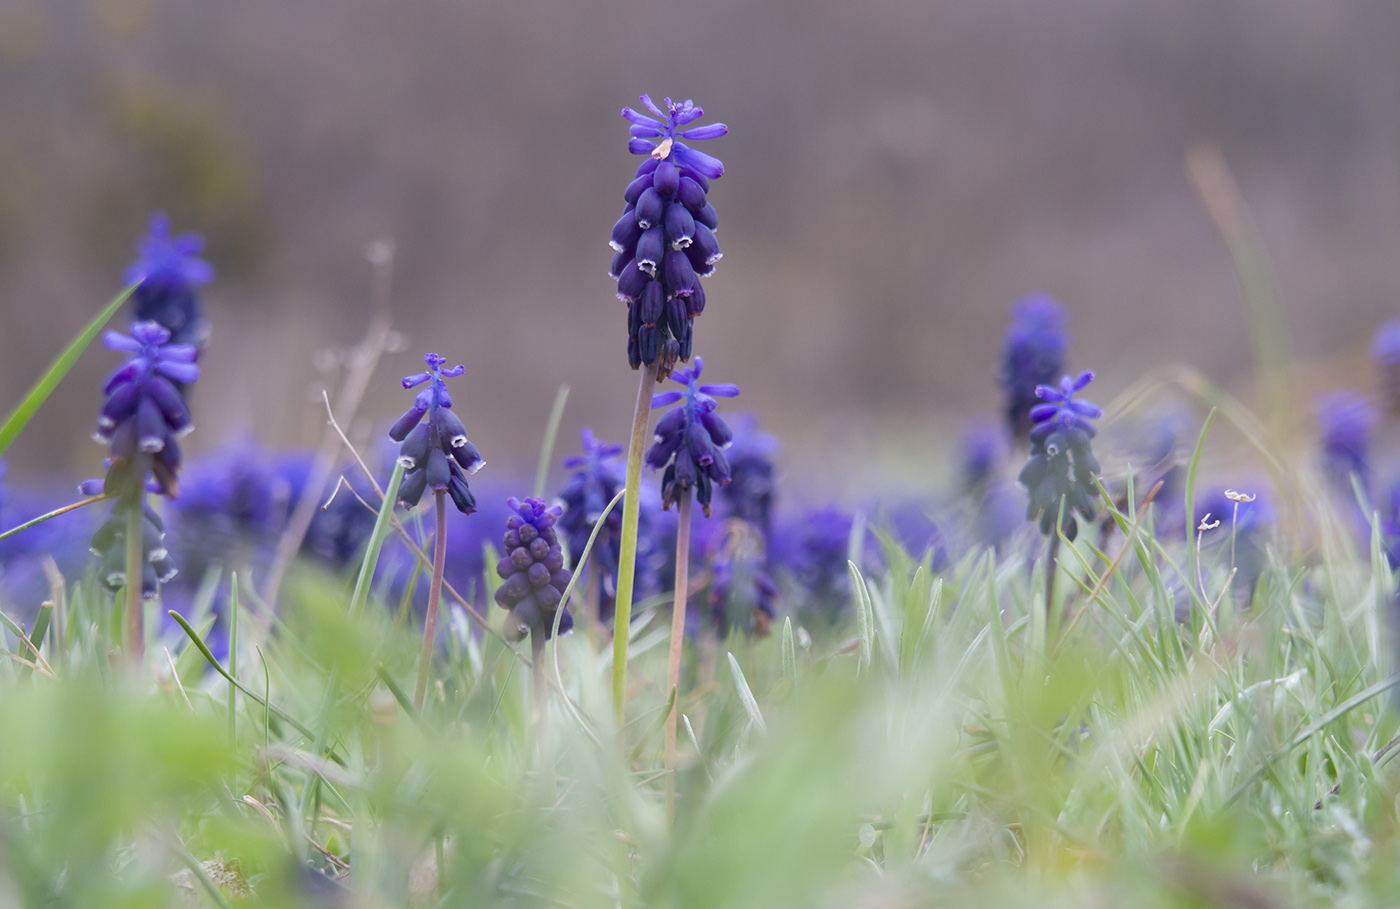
xmin=1019 ymin=369 xmax=1102 ymax=613
xmin=558 ymin=428 xmax=625 ymax=626
xmin=90 ymin=320 xmax=200 ymax=659
xmin=644 ymin=354 xmax=738 ymax=817
xmin=390 ymin=352 xmax=482 ymax=710
xmin=610 ymin=94 xmax=727 ymax=724
xmin=125 ymin=212 xmax=213 ymax=354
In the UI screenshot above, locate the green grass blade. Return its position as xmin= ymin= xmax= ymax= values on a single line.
xmin=727 ymin=651 xmax=766 ymax=735
xmin=349 ymin=461 xmax=405 ymax=619
xmin=781 ymin=617 xmax=797 ymax=683
xmin=533 ymin=383 xmax=570 ymax=499
xmin=0 ymin=284 xmax=135 ymax=456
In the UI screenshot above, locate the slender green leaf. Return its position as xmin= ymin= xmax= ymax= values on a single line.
xmin=727 ymin=651 xmax=766 ymax=734
xmin=0 ymin=284 xmax=135 ymax=455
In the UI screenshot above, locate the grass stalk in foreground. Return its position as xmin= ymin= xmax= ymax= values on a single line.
xmin=612 ymin=361 xmax=659 ymax=725
xmin=665 ymin=494 xmax=693 ymax=821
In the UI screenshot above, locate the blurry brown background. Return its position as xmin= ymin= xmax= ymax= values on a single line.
xmin=0 ymin=0 xmax=1396 ymax=497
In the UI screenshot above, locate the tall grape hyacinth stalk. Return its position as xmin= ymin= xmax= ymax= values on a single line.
xmin=609 ymin=94 xmax=727 ymax=725
xmin=645 ymin=355 xmax=739 ymax=818
xmin=91 ymin=320 xmax=200 ymax=659
xmin=390 ymin=353 xmax=482 ymax=710
xmin=1019 ymin=370 xmax=1102 ymax=615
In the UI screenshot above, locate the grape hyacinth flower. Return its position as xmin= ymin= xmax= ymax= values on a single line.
xmin=611 ymin=96 xmax=727 ymax=376
xmin=646 ymin=356 xmax=740 ymax=517
xmin=1019 ymin=371 xmax=1103 ymax=542
xmin=391 ymin=353 xmax=481 ymax=710
xmin=124 ymin=213 xmax=213 ymax=352
xmin=718 ymin=416 xmax=778 ymax=536
xmin=91 ymin=320 xmax=200 ymax=658
xmin=557 ymin=428 xmax=625 ymax=623
xmin=999 ymin=294 xmax=1068 ymax=441
xmin=493 ymin=497 xmax=573 ymax=643
xmin=645 ymin=354 xmax=737 ymax=818
xmin=391 ymin=354 xmax=483 ymax=515
xmin=1372 ymin=318 xmax=1400 ymax=418
xmin=1315 ymin=390 xmax=1376 ymax=497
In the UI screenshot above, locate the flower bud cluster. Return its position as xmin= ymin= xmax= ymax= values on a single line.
xmin=391 ymin=354 xmax=482 ymax=514
xmin=645 ymin=356 xmax=740 ymax=516
xmin=611 ymin=95 xmax=726 ymax=377
xmin=494 ymin=497 xmax=573 ymax=641
xmin=1018 ymin=370 xmax=1102 ymax=541
xmin=90 ymin=497 xmax=178 ymax=598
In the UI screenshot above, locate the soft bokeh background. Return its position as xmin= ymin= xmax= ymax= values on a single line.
xmin=1 ymin=0 xmax=1396 ymax=496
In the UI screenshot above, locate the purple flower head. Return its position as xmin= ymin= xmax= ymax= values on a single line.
xmin=999 ymin=294 xmax=1068 ymax=440
xmin=645 ymin=356 xmax=740 ymax=516
xmin=1315 ymin=390 xmax=1376 ymax=496
xmin=557 ymin=428 xmax=625 ymax=620
xmin=1018 ymin=370 xmax=1102 ymax=541
xmin=95 ymin=320 xmax=200 ymax=497
xmin=960 ymin=419 xmax=1006 ymax=493
xmin=124 ymin=213 xmax=212 ymax=351
xmin=702 ymin=521 xmax=777 ymax=638
xmin=493 ymin=496 xmax=573 ymax=641
xmin=718 ymin=415 xmax=778 ymax=534
xmin=771 ymin=505 xmax=881 ymax=626
xmin=390 ymin=353 xmax=480 ymax=515
xmin=612 ymin=95 xmax=727 ymax=377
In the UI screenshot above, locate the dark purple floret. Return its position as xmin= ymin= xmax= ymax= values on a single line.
xmin=645 ymin=356 xmax=740 ymax=516
xmin=392 ymin=353 xmax=481 ymax=515
xmin=718 ymin=416 xmax=778 ymax=535
xmin=612 ymin=95 xmax=727 ymax=377
xmin=95 ymin=320 xmax=199 ymax=498
xmin=557 ymin=428 xmax=625 ymax=620
xmin=1018 ymin=370 xmax=1102 ymax=541
xmin=81 ymin=473 xmax=179 ymax=598
xmin=1315 ymin=390 xmax=1376 ymax=496
xmin=493 ymin=496 xmax=573 ymax=641
xmin=124 ymin=213 xmax=213 ymax=352
xmin=999 ymin=294 xmax=1068 ymax=441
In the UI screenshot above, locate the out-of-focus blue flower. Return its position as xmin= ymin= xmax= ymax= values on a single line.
xmin=493 ymin=496 xmax=573 ymax=641
xmin=999 ymin=294 xmax=1068 ymax=440
xmin=1315 ymin=390 xmax=1376 ymax=497
xmin=959 ymin=420 xmax=1006 ymax=493
xmin=701 ymin=521 xmax=777 ymax=638
xmin=1019 ymin=370 xmax=1102 ymax=541
xmin=882 ymin=499 xmax=948 ymax=568
xmin=557 ymin=428 xmax=624 ymax=621
xmin=95 ymin=320 xmax=199 ymax=497
xmin=771 ymin=505 xmax=879 ymax=625
xmin=612 ymin=95 xmax=727 ymax=375
xmin=391 ymin=353 xmax=482 ymax=515
xmin=124 ymin=213 xmax=213 ymax=351
xmin=718 ymin=415 xmax=777 ymax=535
xmin=646 ymin=356 xmax=740 ymax=516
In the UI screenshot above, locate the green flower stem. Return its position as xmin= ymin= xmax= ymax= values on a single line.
xmin=124 ymin=499 xmax=144 ymax=662
xmin=664 ymin=493 xmax=692 ymax=822
xmin=612 ymin=361 xmax=659 ymax=726
xmin=413 ymin=490 xmax=448 ymax=711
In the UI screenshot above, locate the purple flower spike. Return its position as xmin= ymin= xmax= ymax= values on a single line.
xmin=1019 ymin=370 xmax=1102 ymax=541
xmin=645 ymin=354 xmax=739 ymax=516
xmin=493 ymin=496 xmax=573 ymax=641
xmin=124 ymin=212 xmax=213 ymax=351
xmin=999 ymin=294 xmax=1068 ymax=440
xmin=1315 ymin=390 xmax=1376 ymax=496
xmin=391 ymin=353 xmax=480 ymax=515
xmin=558 ymin=428 xmax=626 ymax=620
xmin=612 ymin=95 xmax=728 ymax=377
